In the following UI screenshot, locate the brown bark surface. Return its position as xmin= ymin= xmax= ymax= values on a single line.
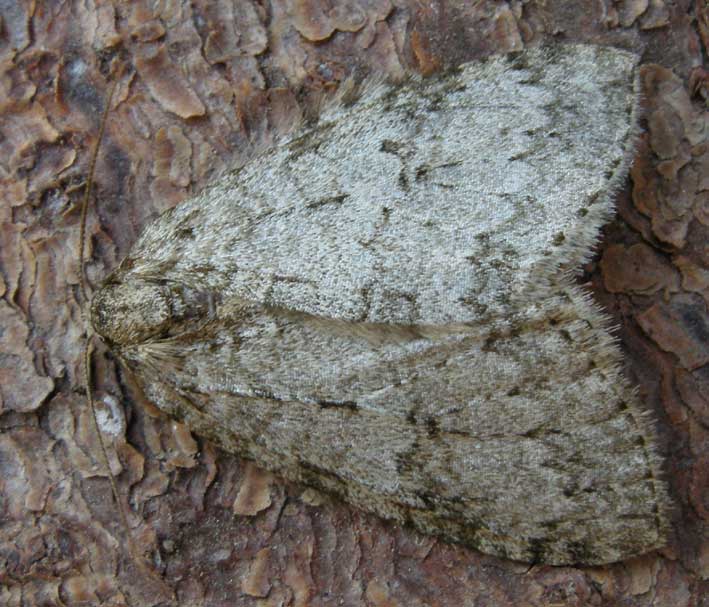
xmin=1 ymin=1 xmax=707 ymax=606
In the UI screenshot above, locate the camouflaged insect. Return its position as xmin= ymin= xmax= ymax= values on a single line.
xmin=90 ymin=44 xmax=669 ymax=565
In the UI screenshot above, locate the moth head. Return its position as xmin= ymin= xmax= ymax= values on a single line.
xmin=90 ymin=278 xmax=172 ymax=345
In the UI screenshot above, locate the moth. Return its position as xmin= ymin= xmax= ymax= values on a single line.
xmin=87 ymin=44 xmax=670 ymax=566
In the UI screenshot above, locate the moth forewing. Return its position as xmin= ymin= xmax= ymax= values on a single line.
xmin=89 ymin=44 xmax=670 ymax=566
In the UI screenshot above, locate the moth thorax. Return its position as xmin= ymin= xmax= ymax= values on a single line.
xmin=90 ymin=280 xmax=172 ymax=346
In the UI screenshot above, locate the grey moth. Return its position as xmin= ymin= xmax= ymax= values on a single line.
xmin=89 ymin=43 xmax=670 ymax=565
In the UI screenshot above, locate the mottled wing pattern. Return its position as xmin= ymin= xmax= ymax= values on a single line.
xmin=118 ymin=286 xmax=667 ymax=565
xmin=93 ymin=44 xmax=670 ymax=564
xmin=122 ymin=45 xmax=639 ymax=327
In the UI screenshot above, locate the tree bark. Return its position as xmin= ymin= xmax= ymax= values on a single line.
xmin=0 ymin=1 xmax=706 ymax=605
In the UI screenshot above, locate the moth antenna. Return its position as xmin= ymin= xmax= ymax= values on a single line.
xmin=79 ymin=68 xmax=175 ymax=602
xmin=83 ymin=341 xmax=129 ymax=533
xmin=84 ymin=341 xmax=174 ymax=603
xmin=78 ymin=69 xmax=126 ymax=527
xmin=79 ymin=74 xmax=119 ymax=301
